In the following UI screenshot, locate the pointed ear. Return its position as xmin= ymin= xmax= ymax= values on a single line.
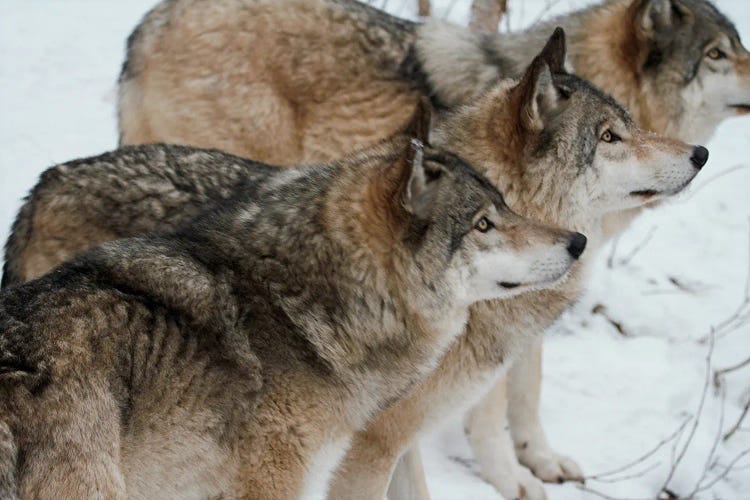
xmin=403 ymin=139 xmax=443 ymax=218
xmin=518 ymin=57 xmax=559 ymax=132
xmin=403 ymin=97 xmax=433 ymax=146
xmin=539 ymin=27 xmax=567 ymax=74
xmin=634 ymin=0 xmax=676 ymax=41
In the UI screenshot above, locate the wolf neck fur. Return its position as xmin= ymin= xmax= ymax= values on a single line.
xmin=417 ymin=1 xmax=659 ymax=133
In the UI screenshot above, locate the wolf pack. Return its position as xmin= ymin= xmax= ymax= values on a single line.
xmin=0 ymin=0 xmax=747 ymax=498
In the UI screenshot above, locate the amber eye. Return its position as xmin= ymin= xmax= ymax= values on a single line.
xmin=600 ymin=130 xmax=620 ymax=143
xmin=475 ymin=217 xmax=493 ymax=233
xmin=707 ymin=48 xmax=726 ymax=60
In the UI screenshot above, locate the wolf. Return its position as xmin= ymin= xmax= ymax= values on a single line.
xmin=116 ymin=0 xmax=741 ymax=496
xmin=3 ymin=31 xmax=708 ymax=500
xmin=0 ymin=107 xmax=585 ymax=499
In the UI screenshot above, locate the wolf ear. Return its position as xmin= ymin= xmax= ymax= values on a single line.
xmin=539 ymin=27 xmax=567 ymax=74
xmin=403 ymin=139 xmax=443 ymax=219
xmin=518 ymin=56 xmax=559 ymax=132
xmin=633 ymin=0 xmax=687 ymax=41
xmin=403 ymin=97 xmax=433 ymax=146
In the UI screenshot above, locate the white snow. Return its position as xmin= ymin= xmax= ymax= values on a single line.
xmin=1 ymin=1 xmax=748 ymax=499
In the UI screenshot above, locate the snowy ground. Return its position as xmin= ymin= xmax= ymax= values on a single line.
xmin=1 ymin=1 xmax=749 ymax=499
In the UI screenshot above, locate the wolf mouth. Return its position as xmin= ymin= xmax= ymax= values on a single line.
xmin=498 ymin=282 xmax=520 ymax=289
xmin=630 ymin=189 xmax=660 ymax=197
xmin=729 ymin=104 xmax=750 ymax=114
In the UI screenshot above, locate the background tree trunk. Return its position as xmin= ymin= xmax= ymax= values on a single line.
xmin=469 ymin=0 xmax=507 ymax=33
xmin=418 ymin=0 xmax=430 ymax=17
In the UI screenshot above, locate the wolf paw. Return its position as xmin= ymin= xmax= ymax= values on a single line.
xmin=517 ymin=446 xmax=583 ymax=484
xmin=486 ymin=465 xmax=547 ymax=500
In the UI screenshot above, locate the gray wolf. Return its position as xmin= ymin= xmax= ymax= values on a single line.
xmin=0 ymin=109 xmax=584 ymax=499
xmin=4 ymin=30 xmax=708 ymax=500
xmin=117 ymin=1 xmax=739 ymax=496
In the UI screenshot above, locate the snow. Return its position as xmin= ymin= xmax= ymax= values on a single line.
xmin=1 ymin=1 xmax=749 ymax=499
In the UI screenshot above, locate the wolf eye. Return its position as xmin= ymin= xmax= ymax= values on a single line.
xmin=600 ymin=130 xmax=620 ymax=143
xmin=706 ymin=48 xmax=726 ymax=60
xmin=475 ymin=217 xmax=493 ymax=233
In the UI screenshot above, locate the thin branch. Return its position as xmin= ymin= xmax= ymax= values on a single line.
xmin=417 ymin=0 xmax=430 ymax=17
xmin=680 ymin=164 xmax=750 ymax=202
xmin=585 ymin=416 xmax=691 ymax=481
xmin=591 ymin=304 xmax=630 ymax=336
xmin=687 ymin=384 xmax=726 ymax=496
xmin=692 ymin=448 xmax=750 ymax=493
xmin=699 ymin=217 xmax=750 ymax=342
xmin=714 ymin=354 xmax=750 ymax=389
xmin=607 ymin=234 xmax=621 ymax=269
xmin=575 ymin=483 xmax=653 ymax=500
xmin=619 ymin=226 xmax=658 ymax=267
xmin=723 ymin=398 xmax=750 ymax=442
xmin=589 ymin=461 xmax=661 ymax=484
xmin=469 ymin=0 xmax=507 ymax=33
xmin=660 ymin=329 xmax=715 ymax=494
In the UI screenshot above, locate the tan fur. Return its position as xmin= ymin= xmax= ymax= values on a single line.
xmin=16 ymin=207 xmax=116 ymax=283
xmin=572 ymin=1 xmax=665 ymax=134
xmin=2 ymin=1 xmax=722 ymax=496
xmin=120 ymin=0 xmax=419 ymax=164
xmin=3 ymin=126 xmax=586 ymax=498
xmin=328 ymin=58 xmax=701 ymax=498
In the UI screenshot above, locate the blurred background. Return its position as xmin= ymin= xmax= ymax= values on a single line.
xmin=0 ymin=1 xmax=748 ymax=498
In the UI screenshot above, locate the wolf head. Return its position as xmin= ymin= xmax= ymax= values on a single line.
xmin=435 ymin=29 xmax=706 ymax=229
xmin=625 ymin=0 xmax=750 ymax=142
xmin=361 ymin=100 xmax=585 ymax=307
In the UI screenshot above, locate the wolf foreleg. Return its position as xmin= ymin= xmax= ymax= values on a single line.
xmin=465 ymin=377 xmax=548 ymax=500
xmin=386 ymin=446 xmax=431 ymax=500
xmin=508 ymin=337 xmax=584 ymax=484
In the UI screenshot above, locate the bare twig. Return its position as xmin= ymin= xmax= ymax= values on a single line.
xmin=589 ymin=462 xmax=661 ymax=483
xmin=659 ymin=329 xmax=715 ymax=494
xmin=591 ymin=304 xmax=630 ymax=336
xmin=692 ymin=448 xmax=750 ymax=493
xmin=687 ymin=384 xmax=726 ymax=496
xmin=714 ymin=354 xmax=750 ymax=390
xmin=575 ymin=483 xmax=653 ymax=500
xmin=585 ymin=416 xmax=691 ymax=481
xmin=417 ymin=0 xmax=430 ymax=17
xmin=606 ymin=235 xmax=621 ymax=269
xmin=680 ymin=164 xmax=750 ymax=202
xmin=468 ymin=0 xmax=507 ymax=33
xmin=723 ymin=398 xmax=750 ymax=442
xmin=620 ymin=226 xmax=658 ymax=267
xmin=699 ymin=217 xmax=750 ymax=343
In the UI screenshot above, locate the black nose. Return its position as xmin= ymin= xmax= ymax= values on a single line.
xmin=566 ymin=232 xmax=587 ymax=260
xmin=690 ymin=146 xmax=709 ymax=169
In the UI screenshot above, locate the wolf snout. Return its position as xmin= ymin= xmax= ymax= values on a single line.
xmin=566 ymin=232 xmax=587 ymax=260
xmin=690 ymin=146 xmax=709 ymax=169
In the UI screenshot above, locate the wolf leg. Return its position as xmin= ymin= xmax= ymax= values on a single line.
xmin=386 ymin=446 xmax=431 ymax=500
xmin=17 ymin=376 xmax=127 ymax=499
xmin=327 ymin=429 xmax=401 ymax=500
xmin=507 ymin=337 xmax=583 ymax=484
xmin=465 ymin=377 xmax=547 ymax=500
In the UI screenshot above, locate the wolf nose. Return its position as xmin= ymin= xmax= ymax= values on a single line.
xmin=690 ymin=146 xmax=709 ymax=169
xmin=566 ymin=232 xmax=587 ymax=260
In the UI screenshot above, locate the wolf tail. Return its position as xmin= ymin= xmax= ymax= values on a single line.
xmin=0 ymin=420 xmax=18 ymax=499
xmin=1 ymin=190 xmax=36 ymax=288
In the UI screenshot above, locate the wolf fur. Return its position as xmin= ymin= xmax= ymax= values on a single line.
xmin=0 ymin=111 xmax=585 ymax=498
xmin=114 ymin=1 xmax=739 ymax=496
xmin=4 ymin=30 xmax=707 ymax=500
